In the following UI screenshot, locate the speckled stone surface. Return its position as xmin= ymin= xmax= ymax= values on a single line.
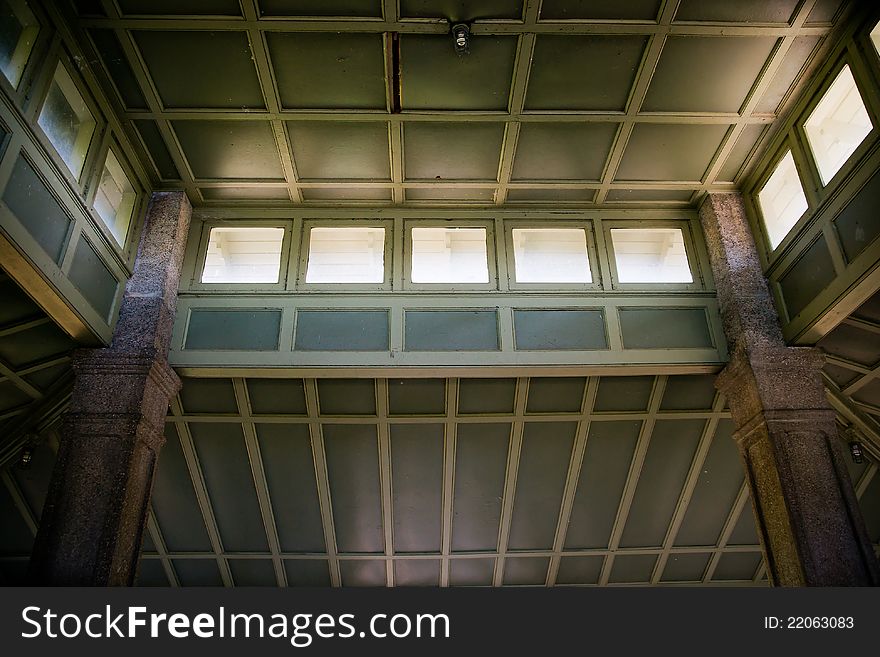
xmin=28 ymin=192 xmax=191 ymax=585
xmin=700 ymin=193 xmax=879 ymax=586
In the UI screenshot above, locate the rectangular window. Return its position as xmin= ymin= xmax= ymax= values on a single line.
xmin=201 ymin=226 xmax=284 ymax=284
xmin=93 ymin=149 xmax=136 ymax=247
xmin=610 ymin=227 xmax=693 ymax=283
xmin=410 ymin=227 xmax=489 ymax=283
xmin=804 ymin=65 xmax=873 ymax=185
xmin=305 ymin=226 xmax=385 ymax=283
xmin=757 ymin=150 xmax=809 ymax=249
xmin=511 ymin=228 xmax=591 ymax=283
xmin=0 ymin=0 xmax=38 ymax=88
xmin=37 ymin=63 xmax=96 ymax=178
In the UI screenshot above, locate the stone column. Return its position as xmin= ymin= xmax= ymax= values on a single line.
xmin=699 ymin=192 xmax=879 ymax=586
xmin=28 ymin=192 xmax=191 ymax=585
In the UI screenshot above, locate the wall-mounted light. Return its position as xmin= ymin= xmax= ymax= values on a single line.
xmin=19 ymin=445 xmax=34 ymax=468
xmin=850 ymin=441 xmax=864 ymax=465
xmin=451 ymin=23 xmax=470 ymax=56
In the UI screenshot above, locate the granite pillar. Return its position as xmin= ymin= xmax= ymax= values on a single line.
xmin=700 ymin=192 xmax=879 ymax=586
xmin=28 ymin=192 xmax=191 ymax=585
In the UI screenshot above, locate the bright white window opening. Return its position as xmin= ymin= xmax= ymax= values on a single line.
xmin=757 ymin=151 xmax=809 ymax=249
xmin=804 ymin=65 xmax=873 ymax=185
xmin=201 ymin=227 xmax=284 ymax=284
xmin=37 ymin=63 xmax=96 ymax=178
xmin=512 ymin=228 xmax=591 ymax=283
xmin=411 ymin=227 xmax=489 ymax=283
xmin=610 ymin=228 xmax=693 ymax=283
xmin=93 ymin=149 xmax=136 ymax=247
xmin=305 ymin=226 xmax=385 ymax=283
xmin=0 ymin=0 xmax=39 ymax=87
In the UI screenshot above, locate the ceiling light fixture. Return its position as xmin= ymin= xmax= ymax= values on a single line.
xmin=451 ymin=23 xmax=470 ymax=56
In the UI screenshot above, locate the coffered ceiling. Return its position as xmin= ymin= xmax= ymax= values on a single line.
xmin=69 ymin=0 xmax=848 ymax=207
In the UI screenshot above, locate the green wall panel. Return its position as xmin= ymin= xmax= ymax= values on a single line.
xmin=834 ymin=168 xmax=880 ymax=263
xmin=294 ymin=310 xmax=389 ymax=351
xmin=405 ymin=310 xmax=499 ymax=351
xmin=2 ymin=156 xmax=71 ymax=264
xmin=514 ymin=309 xmax=607 ymax=350
xmin=619 ymin=308 xmax=713 ymax=349
xmin=184 ymin=309 xmax=281 ymax=350
xmin=778 ymin=237 xmax=836 ymax=319
xmin=68 ymin=237 xmax=118 ymax=320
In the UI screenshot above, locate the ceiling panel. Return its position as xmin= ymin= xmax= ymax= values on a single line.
xmin=526 ymin=377 xmax=586 ymax=413
xmin=525 ymin=35 xmax=647 ymax=111
xmin=400 ymin=1 xmax=524 ymax=20
xmin=556 ymin=555 xmax=603 ymax=585
xmin=503 ymin=556 xmax=550 ymax=585
xmin=88 ymin=29 xmax=146 ymax=109
xmin=200 ymin=187 xmax=291 ymax=201
xmin=284 ymin=560 xmax=331 ymax=586
xmin=388 ymin=378 xmax=446 ymax=415
xmin=674 ymin=0 xmax=800 ymax=23
xmin=755 ymin=36 xmax=823 ymax=114
xmin=256 ymin=423 xmax=326 ymax=552
xmin=717 ymin=124 xmax=767 ymax=182
xmin=400 ymin=35 xmax=517 ymax=111
xmin=394 ymin=559 xmax=441 ymax=586
xmin=404 ymin=122 xmax=504 ymax=181
xmin=258 ymin=0 xmax=382 ymax=17
xmin=119 ymin=0 xmax=242 ymax=15
xmin=229 ymin=559 xmax=276 ymax=586
xmin=661 ymin=553 xmax=711 ymax=582
xmin=540 ymin=0 xmax=662 ymax=21
xmin=323 ymin=423 xmax=384 ymax=553
xmin=608 ymin=554 xmax=657 ymax=584
xmin=189 ymin=422 xmax=269 ymax=552
xmin=642 ymin=36 xmax=778 ymax=113
xmin=267 ymin=33 xmax=387 ymax=110
xmin=507 ymin=188 xmax=596 ymax=202
xmin=511 ymin=123 xmax=617 ymax=181
xmin=288 ymin=121 xmax=391 ymax=180
xmin=134 ymin=31 xmax=264 ymax=109
xmin=406 ymin=187 xmax=495 ymax=202
xmin=173 ymin=120 xmax=285 ymax=180
xmin=390 ymin=424 xmax=444 ymax=553
xmin=616 ymin=123 xmax=730 ymax=181
xmin=507 ymin=421 xmax=577 ymax=550
xmin=301 ymin=187 xmax=393 ymax=202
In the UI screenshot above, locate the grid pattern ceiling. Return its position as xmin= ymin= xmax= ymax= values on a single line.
xmin=2 ymin=373 xmax=879 ymax=585
xmin=821 ymin=290 xmax=880 ymax=428
xmin=0 ymin=271 xmax=73 ymax=449
xmin=71 ymin=0 xmax=846 ymax=207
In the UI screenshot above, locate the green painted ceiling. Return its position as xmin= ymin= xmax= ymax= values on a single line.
xmin=71 ymin=0 xmax=847 ymax=207
xmin=2 ymin=371 xmax=878 ymax=586
xmin=0 ymin=272 xmax=73 ymax=447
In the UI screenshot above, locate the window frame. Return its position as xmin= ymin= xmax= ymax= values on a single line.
xmin=753 ymin=142 xmax=813 ymax=255
xmin=297 ymin=219 xmax=393 ymax=291
xmin=191 ymin=220 xmax=292 ymax=291
xmin=503 ymin=220 xmax=601 ymax=291
xmin=35 ymin=56 xmax=101 ymax=185
xmin=88 ymin=141 xmax=140 ymax=251
xmin=603 ymin=219 xmax=703 ymax=291
xmin=798 ymin=58 xmax=878 ymax=190
xmin=0 ymin=0 xmax=40 ymax=90
xmin=403 ymin=219 xmax=497 ymax=291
